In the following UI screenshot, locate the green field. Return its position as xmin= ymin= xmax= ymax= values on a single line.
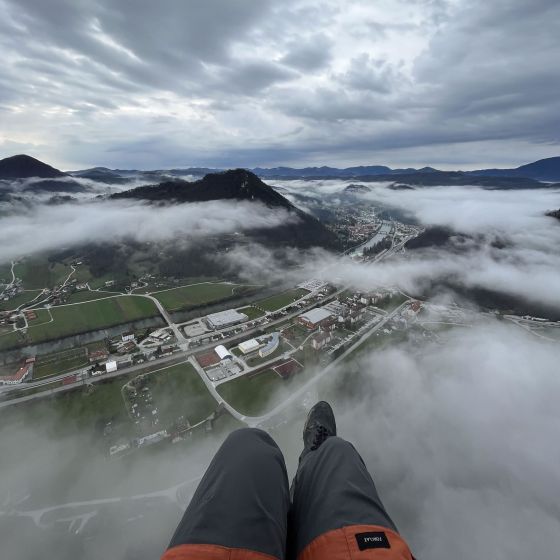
xmin=0 ymin=330 xmax=26 ymax=351
xmin=238 ymin=306 xmax=265 ymax=319
xmin=0 ymin=290 xmax=42 ymax=311
xmin=255 ymin=288 xmax=310 ymax=312
xmin=14 ymin=259 xmax=70 ymax=290
xmin=217 ymin=369 xmax=288 ymax=416
xmin=24 ymin=296 xmax=160 ymax=344
xmin=144 ymin=362 xmax=217 ymax=426
xmin=153 ymin=282 xmax=256 ymax=312
xmin=65 ymin=290 xmax=117 ymax=304
xmin=33 ymin=347 xmax=90 ymax=379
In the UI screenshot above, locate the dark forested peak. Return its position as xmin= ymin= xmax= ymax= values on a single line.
xmin=112 ymin=168 xmax=341 ymax=250
xmin=0 ymin=154 xmax=66 ymax=179
xmin=113 ymin=168 xmax=292 ymax=208
xmin=546 ymin=208 xmax=560 ymax=221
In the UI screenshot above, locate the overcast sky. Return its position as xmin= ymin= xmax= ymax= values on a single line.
xmin=0 ymin=0 xmax=558 ymax=170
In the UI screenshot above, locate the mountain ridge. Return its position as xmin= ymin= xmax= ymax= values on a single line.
xmin=112 ymin=168 xmax=341 ymax=250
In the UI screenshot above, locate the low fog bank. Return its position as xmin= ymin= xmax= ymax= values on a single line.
xmin=0 ymin=199 xmax=295 ymax=264
xmin=332 ymin=321 xmax=560 ymax=559
xmin=0 ymin=406 xmax=236 ymax=560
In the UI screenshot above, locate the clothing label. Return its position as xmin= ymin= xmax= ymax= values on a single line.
xmin=355 ymin=531 xmax=391 ymax=551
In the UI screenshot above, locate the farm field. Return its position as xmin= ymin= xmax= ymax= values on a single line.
xmin=152 ymin=282 xmax=257 ymax=312
xmin=33 ymin=347 xmax=90 ymax=379
xmin=255 ymin=288 xmax=310 ymax=312
xmin=142 ymin=362 xmax=216 ymax=426
xmin=217 ymin=369 xmax=289 ymax=416
xmin=14 ymin=259 xmax=70 ymax=290
xmin=26 ymin=296 xmax=160 ymax=344
xmin=65 ymin=290 xmax=117 ymax=304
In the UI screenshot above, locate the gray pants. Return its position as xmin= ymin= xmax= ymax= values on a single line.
xmin=168 ymin=428 xmax=398 ymax=560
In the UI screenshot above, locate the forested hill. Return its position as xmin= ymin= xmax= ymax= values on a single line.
xmin=112 ymin=169 xmax=341 ymax=250
xmin=0 ymin=154 xmax=66 ymax=179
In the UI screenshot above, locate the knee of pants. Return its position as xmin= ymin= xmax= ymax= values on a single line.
xmin=320 ymin=435 xmax=357 ymax=456
xmin=222 ymin=427 xmax=280 ymax=455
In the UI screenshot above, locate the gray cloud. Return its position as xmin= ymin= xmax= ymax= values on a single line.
xmin=0 ymin=198 xmax=296 ymax=264
xmin=0 ymin=0 xmax=559 ymax=173
xmin=335 ymin=321 xmax=560 ymax=559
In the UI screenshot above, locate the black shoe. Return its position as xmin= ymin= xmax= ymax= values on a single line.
xmin=303 ymin=401 xmax=336 ymax=454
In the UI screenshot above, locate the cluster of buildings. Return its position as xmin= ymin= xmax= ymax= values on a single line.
xmin=238 ymin=332 xmax=280 ymax=358
xmin=0 ymin=278 xmax=23 ymax=305
xmin=297 ymin=300 xmax=367 ymax=331
xmin=0 ymin=357 xmax=35 ymax=386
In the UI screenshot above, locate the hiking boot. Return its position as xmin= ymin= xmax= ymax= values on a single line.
xmin=303 ymin=401 xmax=336 ymax=454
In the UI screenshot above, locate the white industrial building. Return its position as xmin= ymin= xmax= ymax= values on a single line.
xmin=206 ymin=309 xmax=249 ymax=330
xmin=105 ymin=360 xmax=118 ymax=373
xmin=239 ymin=338 xmax=260 ymax=354
xmin=215 ymin=345 xmax=233 ymax=361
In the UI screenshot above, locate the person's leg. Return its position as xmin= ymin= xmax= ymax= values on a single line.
xmin=289 ymin=403 xmax=413 ymax=560
xmin=164 ymin=428 xmax=290 ymax=560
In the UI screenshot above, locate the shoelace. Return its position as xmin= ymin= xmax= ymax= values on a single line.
xmin=311 ymin=425 xmax=329 ymax=450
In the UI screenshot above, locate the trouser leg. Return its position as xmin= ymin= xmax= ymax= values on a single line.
xmin=289 ymin=436 xmax=399 ymax=558
xmin=168 ymin=428 xmax=290 ymax=560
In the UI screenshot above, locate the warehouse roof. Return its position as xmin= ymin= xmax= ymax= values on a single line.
xmin=299 ymin=307 xmax=333 ymax=325
xmin=206 ymin=309 xmax=249 ymax=328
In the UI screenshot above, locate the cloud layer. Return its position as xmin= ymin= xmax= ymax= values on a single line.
xmin=0 ymin=0 xmax=559 ymax=168
xmin=0 ymin=198 xmax=294 ymax=263
xmin=335 ymin=321 xmax=560 ymax=559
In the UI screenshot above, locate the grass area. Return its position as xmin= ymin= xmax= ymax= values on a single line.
xmin=144 ymin=362 xmax=217 ymax=426
xmin=65 ymin=290 xmax=117 ymax=304
xmin=0 ymin=290 xmax=42 ymax=311
xmin=153 ymin=282 xmax=255 ymax=312
xmin=33 ymin=348 xmax=90 ymax=379
xmin=255 ymin=288 xmax=310 ymax=312
xmin=0 ymin=330 xmax=26 ymax=351
xmin=14 ymin=259 xmax=70 ymax=289
xmin=238 ymin=306 xmax=265 ymax=319
xmin=53 ymin=377 xmax=132 ymax=430
xmin=217 ymin=369 xmax=289 ymax=416
xmin=23 ymin=296 xmax=159 ymax=345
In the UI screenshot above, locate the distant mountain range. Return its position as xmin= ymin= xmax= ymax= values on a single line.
xmin=76 ymin=156 xmax=560 ymax=188
xmin=1 ymin=154 xmax=560 ymax=192
xmin=113 ymin=168 xmax=340 ymax=250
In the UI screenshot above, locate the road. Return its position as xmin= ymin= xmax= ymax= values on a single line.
xmin=1 ymin=219 xmax=420 ymax=415
xmin=240 ymin=299 xmax=411 ymax=426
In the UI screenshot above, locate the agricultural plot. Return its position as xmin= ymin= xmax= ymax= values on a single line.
xmin=217 ymin=369 xmax=289 ymax=416
xmin=14 ymin=259 xmax=70 ymax=290
xmin=255 ymin=288 xmax=310 ymax=312
xmin=26 ymin=296 xmax=160 ymax=343
xmin=65 ymin=290 xmax=117 ymax=304
xmin=0 ymin=330 xmax=26 ymax=351
xmin=153 ymin=282 xmax=256 ymax=312
xmin=140 ymin=362 xmax=217 ymax=426
xmin=33 ymin=347 xmax=90 ymax=379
